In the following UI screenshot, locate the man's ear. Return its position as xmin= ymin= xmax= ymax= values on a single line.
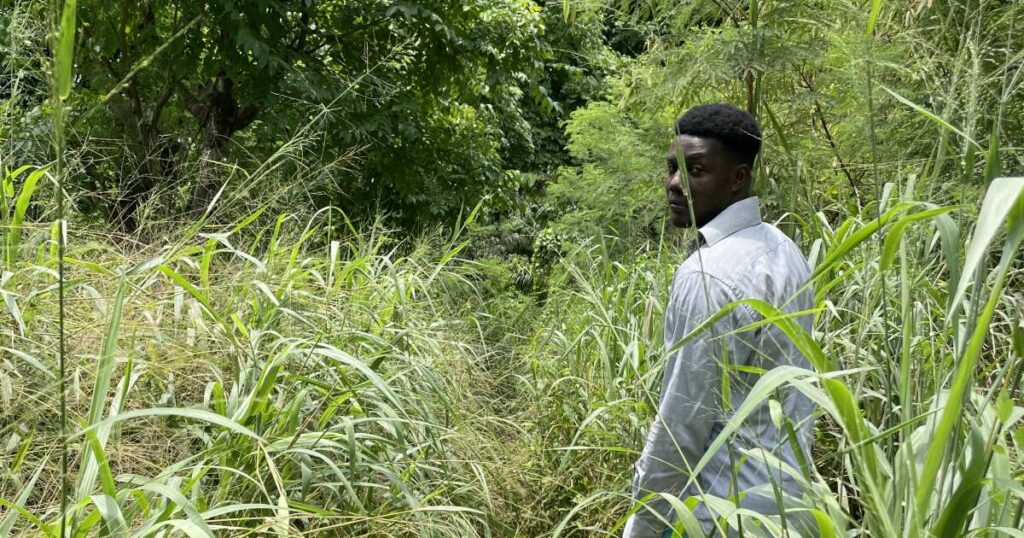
xmin=732 ymin=164 xmax=752 ymax=193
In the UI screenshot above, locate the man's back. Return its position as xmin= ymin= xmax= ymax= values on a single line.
xmin=672 ymin=196 xmax=814 ymax=515
xmin=628 ymin=197 xmax=815 ymax=536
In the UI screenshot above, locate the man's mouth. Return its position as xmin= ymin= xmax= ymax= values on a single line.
xmin=668 ymin=200 xmax=688 ymax=213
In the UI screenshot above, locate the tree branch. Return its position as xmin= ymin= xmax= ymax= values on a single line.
xmin=234 ymin=103 xmax=260 ymax=132
xmin=176 ymin=80 xmax=207 ymax=122
xmin=708 ymin=0 xmax=743 ymax=27
xmin=799 ymin=70 xmax=861 ymax=200
xmin=330 ymin=17 xmax=389 ymax=42
xmin=149 ymin=78 xmax=176 ymax=128
xmin=290 ymin=3 xmax=314 ymax=51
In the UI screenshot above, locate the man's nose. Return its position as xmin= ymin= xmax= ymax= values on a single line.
xmin=667 ymin=171 xmax=681 ymax=191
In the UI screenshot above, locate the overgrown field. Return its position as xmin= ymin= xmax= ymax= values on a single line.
xmin=2 ymin=173 xmax=1023 ymax=536
xmin=3 ymin=0 xmax=1024 ymax=536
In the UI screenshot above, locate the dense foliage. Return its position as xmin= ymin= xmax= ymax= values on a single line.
xmin=1 ymin=0 xmax=1023 ymax=537
xmin=4 ymin=0 xmax=618 ymax=230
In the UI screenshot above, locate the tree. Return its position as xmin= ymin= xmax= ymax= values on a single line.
xmin=315 ymin=0 xmax=548 ymax=223
xmin=74 ymin=0 xmax=560 ymax=228
xmin=2 ymin=2 xmax=51 ymax=168
xmin=77 ymin=0 xmax=322 ymax=228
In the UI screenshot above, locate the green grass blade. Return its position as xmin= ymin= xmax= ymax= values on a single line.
xmin=84 ymin=432 xmax=117 ymax=498
xmin=948 ymin=177 xmax=1024 ymax=321
xmin=917 ymin=185 xmax=1024 ymax=519
xmin=879 ymin=206 xmax=958 ymax=271
xmin=1 ymin=272 xmax=27 ymax=336
xmin=138 ymin=483 xmax=214 ymax=537
xmin=0 ymin=498 xmax=49 ymax=535
xmin=76 ymin=276 xmax=128 ymax=503
xmin=880 ymin=85 xmax=981 ymax=149
xmin=932 ymin=213 xmax=962 ymax=311
xmin=6 ymin=165 xmax=50 ymax=266
xmin=932 ymin=426 xmax=989 ymax=537
xmin=74 ymin=407 xmax=264 ymax=443
xmin=811 ymin=202 xmax=916 ymax=282
xmin=55 ymin=0 xmax=76 ymax=100
xmin=87 ymin=276 xmax=127 ymax=426
xmin=0 ymin=454 xmax=50 ymax=535
xmin=866 ymin=0 xmax=883 ymax=35
xmin=982 ymin=120 xmax=1002 ymax=185
xmin=144 ymin=519 xmax=212 ymax=538
xmin=88 ymin=495 xmax=128 ymax=537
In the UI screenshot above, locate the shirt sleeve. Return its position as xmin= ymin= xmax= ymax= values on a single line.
xmin=624 ymin=271 xmax=747 ymax=538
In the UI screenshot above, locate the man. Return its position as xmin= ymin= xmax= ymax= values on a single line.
xmin=624 ymin=104 xmax=815 ymax=537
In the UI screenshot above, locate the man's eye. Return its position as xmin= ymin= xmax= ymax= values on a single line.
xmin=689 ymin=166 xmax=703 ymax=175
xmin=667 ymin=163 xmax=678 ymax=173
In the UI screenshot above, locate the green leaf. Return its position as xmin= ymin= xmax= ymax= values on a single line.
xmin=982 ymin=119 xmax=1002 ymax=185
xmin=932 ymin=427 xmax=989 ymax=538
xmin=1 ymin=272 xmax=26 ymax=336
xmin=996 ymin=390 xmax=1013 ymax=423
xmin=0 ymin=498 xmax=48 ymax=535
xmin=811 ymin=201 xmax=918 ymax=283
xmin=139 ymin=483 xmax=215 ymax=537
xmin=84 ymin=431 xmax=118 ymax=498
xmin=6 ymin=165 xmax=51 ymax=266
xmin=932 ymin=213 xmax=962 ymax=311
xmin=879 ymin=205 xmax=957 ymax=271
xmin=1013 ymin=307 xmax=1023 ymax=359
xmin=158 ymin=265 xmax=227 ymax=329
xmin=88 ymin=276 xmax=127 ymax=425
xmin=811 ymin=509 xmax=838 ymax=538
xmin=918 ymin=178 xmax=1024 ymax=518
xmin=88 ymin=495 xmax=128 ymax=537
xmin=948 ymin=177 xmax=1024 ymax=321
xmin=76 ymin=276 xmax=128 ymax=503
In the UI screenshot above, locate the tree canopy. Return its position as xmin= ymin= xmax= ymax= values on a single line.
xmin=32 ymin=0 xmax=618 ymax=230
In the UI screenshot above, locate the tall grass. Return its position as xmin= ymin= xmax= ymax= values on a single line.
xmin=1 ymin=163 xmax=1022 ymax=538
xmin=537 ymin=181 xmax=1023 ymax=537
xmin=0 ymin=210 xmax=518 ymax=536
xmin=1 ymin=0 xmax=1023 ymax=537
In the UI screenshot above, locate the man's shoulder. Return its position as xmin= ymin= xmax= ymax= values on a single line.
xmin=677 ymin=222 xmax=809 ymax=289
xmin=683 ymin=221 xmax=793 ymax=265
xmin=729 ymin=220 xmax=797 ymax=251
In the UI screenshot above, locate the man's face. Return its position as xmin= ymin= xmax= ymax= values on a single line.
xmin=665 ymin=135 xmax=742 ymax=228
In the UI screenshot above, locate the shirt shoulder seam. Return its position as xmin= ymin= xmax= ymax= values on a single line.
xmin=675 ymin=270 xmax=760 ymax=323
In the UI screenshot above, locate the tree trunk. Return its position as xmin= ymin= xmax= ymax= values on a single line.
xmin=108 ymin=92 xmax=176 ymax=233
xmin=192 ymin=144 xmax=224 ymax=214
xmin=181 ymin=72 xmax=260 ymax=214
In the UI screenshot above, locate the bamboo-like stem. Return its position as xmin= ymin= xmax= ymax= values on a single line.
xmin=863 ymin=4 xmax=896 ymax=457
xmin=50 ymin=1 xmax=73 ymax=535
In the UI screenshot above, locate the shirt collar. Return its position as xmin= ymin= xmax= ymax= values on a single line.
xmin=698 ymin=196 xmax=762 ymax=247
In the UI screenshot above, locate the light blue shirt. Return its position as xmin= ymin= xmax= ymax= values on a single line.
xmin=625 ymin=197 xmax=815 ymax=537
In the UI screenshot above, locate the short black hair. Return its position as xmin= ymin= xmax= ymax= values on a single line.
xmin=674 ymin=103 xmax=761 ymax=166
